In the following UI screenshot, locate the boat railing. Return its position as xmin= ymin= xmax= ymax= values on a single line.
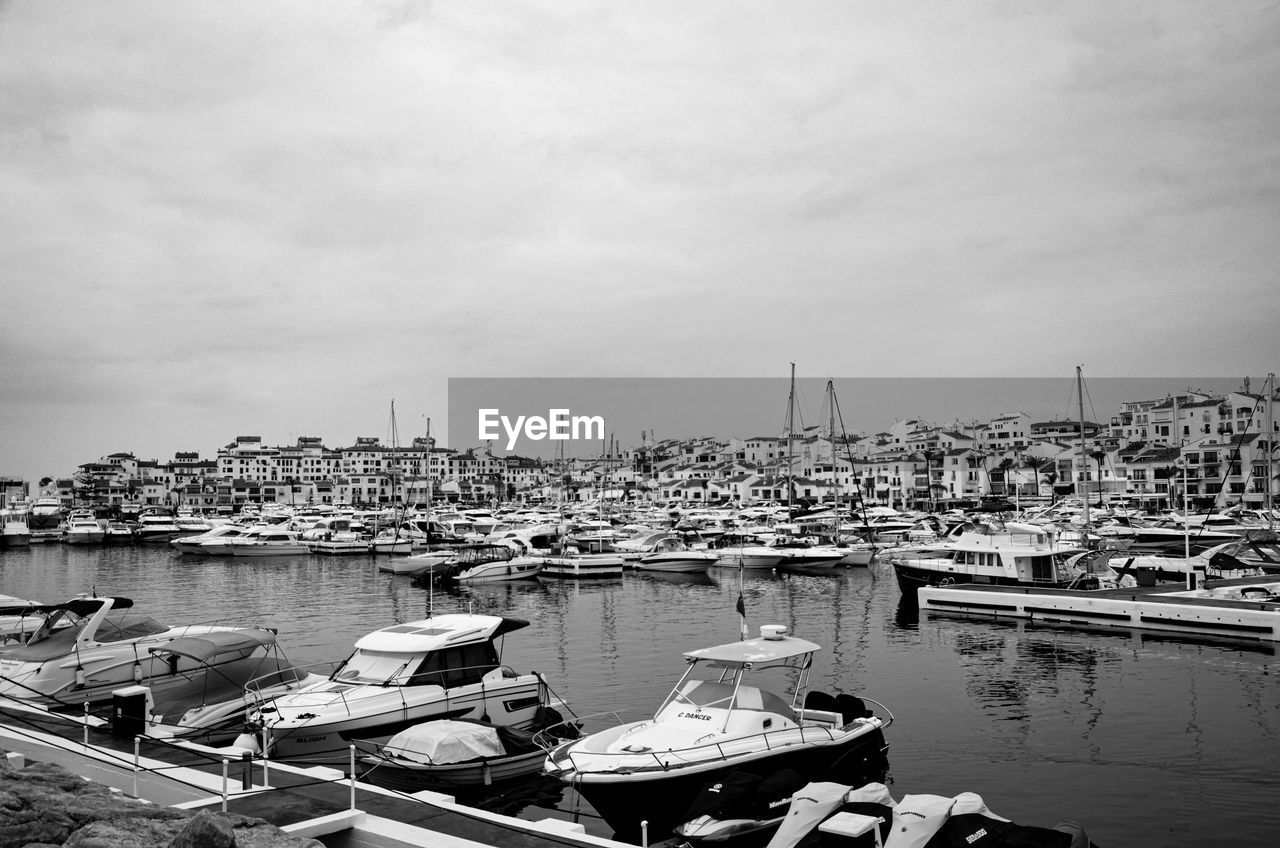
xmin=550 ymin=705 xmax=891 ymax=775
xmin=244 ymin=660 xmax=342 ymax=705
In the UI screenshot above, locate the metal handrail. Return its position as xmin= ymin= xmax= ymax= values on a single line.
xmin=550 ymin=707 xmax=888 ymax=775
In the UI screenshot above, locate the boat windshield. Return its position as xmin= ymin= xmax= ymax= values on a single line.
xmin=334 ymin=649 xmax=420 ymax=685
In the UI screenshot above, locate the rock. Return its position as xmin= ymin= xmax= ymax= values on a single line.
xmin=230 ymin=824 xmax=323 ymax=848
xmin=167 ymin=811 xmax=234 ymax=848
xmin=0 ymin=753 xmax=325 ymax=848
xmin=62 ymin=818 xmax=186 ymax=848
xmin=1 ymin=820 xmax=71 ymax=848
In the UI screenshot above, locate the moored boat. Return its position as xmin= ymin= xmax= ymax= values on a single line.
xmin=633 ymin=536 xmax=720 ymax=573
xmin=61 ymin=511 xmax=104 ymax=545
xmin=358 ymin=705 xmax=578 ymax=792
xmin=886 ymin=520 xmax=1089 ymax=594
xmin=543 ymin=624 xmax=892 ymax=841
xmin=0 ymin=595 xmax=279 ymax=705
xmin=248 ymin=613 xmax=551 ymax=763
xmin=0 ymin=508 xmax=31 ymax=549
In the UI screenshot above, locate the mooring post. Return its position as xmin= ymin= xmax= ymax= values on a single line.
xmin=241 ymin=750 xmax=252 ymax=790
xmin=132 ymin=736 xmax=140 ymax=797
xmin=261 ymin=725 xmax=270 ymax=788
xmin=641 ymin=820 xmax=649 ymax=847
xmin=221 ymin=759 xmax=229 ymax=812
xmin=83 ymin=702 xmax=90 ymax=747
xmin=349 ymin=745 xmax=357 ymax=810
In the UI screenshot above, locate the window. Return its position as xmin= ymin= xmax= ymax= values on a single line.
xmin=409 ymin=643 xmax=499 ymax=688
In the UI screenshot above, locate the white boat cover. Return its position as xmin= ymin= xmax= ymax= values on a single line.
xmin=383 ymin=720 xmax=504 ymax=765
xmin=764 ymin=782 xmax=851 ymax=848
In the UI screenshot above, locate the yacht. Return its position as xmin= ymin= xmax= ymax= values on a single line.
xmin=410 ymin=543 xmax=543 ymax=584
xmin=248 ymin=613 xmax=550 ymax=763
xmin=171 ymin=523 xmax=252 ymax=555
xmin=28 ymin=497 xmax=63 ymax=532
xmin=709 ymin=533 xmax=786 ymax=570
xmin=0 ymin=595 xmax=278 ymax=705
xmin=885 ymin=520 xmax=1088 ymax=593
xmin=228 ymin=529 xmax=310 ymax=557
xmin=543 ymin=624 xmax=893 ymax=841
xmin=0 ymin=508 xmax=31 ymax=549
xmin=633 ymin=537 xmax=720 ymax=573
xmin=134 ymin=512 xmax=183 ymax=543
xmin=62 ymin=511 xmax=105 ymax=545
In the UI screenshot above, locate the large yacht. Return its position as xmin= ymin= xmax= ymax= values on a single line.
xmin=885 ymin=520 xmax=1089 ymax=594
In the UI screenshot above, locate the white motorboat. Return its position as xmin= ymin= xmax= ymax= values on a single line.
xmin=538 ymin=552 xmax=625 ymax=579
xmin=170 ymin=523 xmax=253 ymax=555
xmin=302 ymin=517 xmax=372 ymax=555
xmin=709 ymin=534 xmax=786 ymax=570
xmin=28 ymin=497 xmax=62 ymax=532
xmin=228 ymin=529 xmax=310 ymax=557
xmin=358 ymin=706 xmax=578 ymax=793
xmin=248 ymin=613 xmax=551 ymax=763
xmin=773 ymin=539 xmax=848 ymax=572
xmin=544 ymin=624 xmax=893 ymax=841
xmin=61 ymin=511 xmax=104 ymax=545
xmin=634 ymin=537 xmax=720 ymax=573
xmin=196 ymin=524 xmax=272 ymax=556
xmin=378 ymin=548 xmax=451 ymax=575
xmin=143 ymin=631 xmax=328 ymax=746
xmin=0 ymin=509 xmax=31 ymax=549
xmin=0 ymin=595 xmax=48 ymax=644
xmin=134 ymin=511 xmax=184 ymax=543
xmin=0 ymin=596 xmax=278 ymax=705
xmin=410 ymin=543 xmax=543 ymax=584
xmin=370 ymin=529 xmax=414 ymax=555
xmin=885 ymin=520 xmax=1089 ymax=593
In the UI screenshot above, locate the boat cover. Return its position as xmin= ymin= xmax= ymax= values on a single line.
xmin=383 ymin=720 xmax=505 ymax=765
xmin=762 ymin=781 xmax=852 ymax=848
xmin=148 ymin=630 xmax=276 ymax=661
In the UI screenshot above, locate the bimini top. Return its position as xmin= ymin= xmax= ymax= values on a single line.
xmin=354 ymin=614 xmax=529 ymax=654
xmin=685 ymin=631 xmax=821 ymax=668
xmin=0 ymin=596 xmax=133 ymax=618
xmin=148 ymin=629 xmax=277 ymax=662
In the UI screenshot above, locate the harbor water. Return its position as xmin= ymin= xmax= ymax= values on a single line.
xmin=2 ymin=543 xmax=1278 ymax=847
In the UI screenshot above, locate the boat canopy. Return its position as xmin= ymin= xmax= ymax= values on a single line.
xmin=0 ymin=613 xmax=167 ymax=662
xmin=148 ymin=630 xmax=276 ymax=662
xmin=0 ymin=597 xmax=133 ymax=618
xmin=355 ymin=614 xmax=529 ymax=654
xmin=685 ymin=634 xmax=821 ymax=668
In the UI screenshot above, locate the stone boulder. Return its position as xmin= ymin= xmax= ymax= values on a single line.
xmin=0 ymin=752 xmax=323 ymax=848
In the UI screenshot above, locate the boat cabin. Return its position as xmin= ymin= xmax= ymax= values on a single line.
xmin=331 ymin=614 xmax=528 ymax=689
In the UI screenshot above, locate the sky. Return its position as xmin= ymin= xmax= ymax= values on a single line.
xmin=2 ymin=1 xmax=1278 ymax=485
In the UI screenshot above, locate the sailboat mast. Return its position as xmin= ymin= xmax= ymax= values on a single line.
xmin=786 ymin=363 xmax=796 ymax=517
xmin=1267 ymin=373 xmax=1276 ymax=528
xmin=425 ymin=417 xmax=432 ymax=522
xmin=1077 ymin=366 xmax=1089 ymax=528
xmin=828 ymin=379 xmax=839 ymax=542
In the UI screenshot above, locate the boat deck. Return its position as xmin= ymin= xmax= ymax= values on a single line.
xmin=917 ymin=575 xmax=1280 ymax=642
xmin=0 ymin=701 xmax=632 ymax=848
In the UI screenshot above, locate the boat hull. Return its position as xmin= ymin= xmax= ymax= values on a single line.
xmin=539 ymin=554 xmax=624 ymax=579
xmin=558 ymin=726 xmax=888 ymax=841
xmin=261 ymin=678 xmax=546 ymax=763
xmin=634 ymin=555 xmax=717 ymax=573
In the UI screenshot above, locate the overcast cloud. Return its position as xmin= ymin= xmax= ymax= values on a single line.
xmin=2 ymin=1 xmax=1278 ymax=483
